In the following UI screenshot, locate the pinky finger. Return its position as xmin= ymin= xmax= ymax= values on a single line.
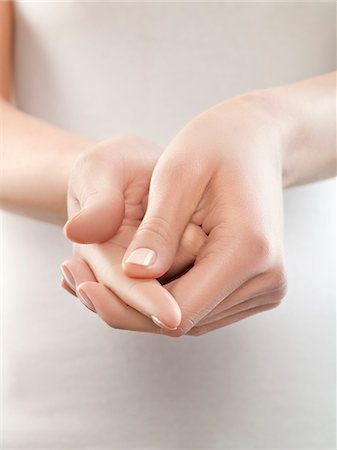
xmin=77 ymin=281 xmax=163 ymax=334
xmin=187 ymin=303 xmax=279 ymax=336
xmin=196 ymin=290 xmax=282 ymax=327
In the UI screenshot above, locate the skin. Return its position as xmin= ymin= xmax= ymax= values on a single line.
xmin=63 ymin=135 xmax=207 ymax=330
xmin=0 ymin=0 xmax=12 ymax=100
xmin=63 ymin=72 xmax=336 ymax=337
xmin=0 ymin=1 xmax=94 ymax=223
xmin=0 ymin=0 xmax=204 ymax=332
xmin=1 ymin=2 xmax=336 ymax=336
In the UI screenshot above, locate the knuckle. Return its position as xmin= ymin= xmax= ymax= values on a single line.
xmin=274 ymin=298 xmax=283 ymax=307
xmin=138 ymin=215 xmax=173 ymax=244
xmin=249 ymin=232 xmax=273 ymax=267
xmin=276 ymin=278 xmax=288 ymax=300
xmin=175 ymin=322 xmax=192 ymax=337
xmin=72 ymin=148 xmax=108 ymax=181
xmin=269 ymin=297 xmax=283 ymax=308
xmin=165 ymin=315 xmax=197 ymax=338
xmin=267 ymin=264 xmax=288 ymax=297
xmin=266 ymin=291 xmax=284 ymax=308
xmin=156 ymin=158 xmax=190 ymax=181
xmin=163 ymin=327 xmax=186 ymax=338
xmin=278 ymin=283 xmax=288 ymax=300
xmin=69 ymin=152 xmax=101 ymax=202
xmin=73 ymin=148 xmax=95 ymax=171
xmin=187 ymin=326 xmax=208 ymax=337
xmin=170 ymin=329 xmax=186 ymax=338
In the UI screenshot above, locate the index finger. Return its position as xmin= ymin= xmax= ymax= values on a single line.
xmin=77 ymin=241 xmax=182 ymax=331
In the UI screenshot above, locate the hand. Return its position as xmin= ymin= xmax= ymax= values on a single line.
xmin=62 ymin=135 xmax=207 ymax=331
xmin=62 ymin=93 xmax=288 ymax=337
xmin=119 ymin=93 xmax=288 ymax=336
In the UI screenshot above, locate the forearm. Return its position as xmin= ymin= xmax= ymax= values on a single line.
xmin=260 ymin=71 xmax=336 ymax=188
xmin=0 ymin=98 xmax=95 ymax=224
xmin=0 ymin=0 xmax=12 ymax=101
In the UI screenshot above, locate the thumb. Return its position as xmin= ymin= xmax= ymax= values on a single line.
xmin=122 ymin=154 xmax=209 ymax=279
xmin=64 ymin=189 xmax=124 ymax=244
xmin=64 ymin=153 xmax=125 ymax=244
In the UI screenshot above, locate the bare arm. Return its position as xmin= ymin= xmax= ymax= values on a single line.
xmin=61 ymin=70 xmax=336 ymax=336
xmin=0 ymin=0 xmax=12 ymax=100
xmin=260 ymin=71 xmax=336 ymax=188
xmin=1 ymin=0 xmax=335 ymax=228
xmin=0 ymin=0 xmax=94 ymax=224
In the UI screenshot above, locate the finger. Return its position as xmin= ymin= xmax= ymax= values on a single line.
xmin=64 ymin=136 xmax=139 ymax=244
xmin=61 ymin=277 xmax=76 ymax=297
xmin=122 ymin=148 xmax=212 ymax=279
xmin=77 ymin=281 xmax=162 ymax=334
xmin=194 ymin=269 xmax=285 ymax=324
xmin=60 ymin=258 xmax=97 ymax=290
xmin=60 ymin=258 xmax=98 ymax=311
xmin=158 ymin=223 xmax=207 ymax=284
xmin=64 ymin=140 xmax=126 ymax=244
xmin=64 ymin=190 xmax=125 ymax=245
xmin=187 ymin=303 xmax=279 ymax=336
xmin=165 ymin=226 xmax=262 ymax=335
xmin=64 ymin=136 xmax=161 ymax=245
xmin=64 ymin=222 xmax=206 ymax=295
xmin=77 ymin=242 xmax=182 ymax=330
xmin=196 ymin=290 xmax=282 ymax=327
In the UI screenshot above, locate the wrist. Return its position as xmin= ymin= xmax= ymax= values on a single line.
xmin=248 ymin=75 xmax=336 ymax=189
xmin=207 ymin=91 xmax=286 ymax=187
xmin=0 ymin=99 xmax=97 ymax=224
xmin=229 ymin=88 xmax=294 ymax=188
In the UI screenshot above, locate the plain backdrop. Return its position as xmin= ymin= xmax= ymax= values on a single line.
xmin=1 ymin=2 xmax=336 ymax=448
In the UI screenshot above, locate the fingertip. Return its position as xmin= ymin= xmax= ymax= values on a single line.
xmin=63 ymin=211 xmax=88 ymax=243
xmin=122 ymin=261 xmax=167 ymax=279
xmin=60 ymin=262 xmax=76 ymax=290
xmin=122 ymin=247 xmax=172 ymax=279
xmin=61 ymin=277 xmax=76 ymax=297
xmin=122 ymin=255 xmax=156 ymax=277
xmin=63 ymin=206 xmax=115 ymax=244
xmin=76 ymin=282 xmax=97 ymax=313
xmin=137 ymin=282 xmax=182 ymax=330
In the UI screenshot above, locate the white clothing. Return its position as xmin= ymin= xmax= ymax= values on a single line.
xmin=2 ymin=2 xmax=336 ymax=448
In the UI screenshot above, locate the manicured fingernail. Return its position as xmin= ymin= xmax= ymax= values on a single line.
xmin=151 ymin=315 xmax=178 ymax=331
xmin=125 ymin=248 xmax=156 ymax=267
xmin=60 ymin=264 xmax=76 ymax=291
xmin=61 ymin=277 xmax=76 ymax=297
xmin=77 ymin=287 xmax=96 ymax=313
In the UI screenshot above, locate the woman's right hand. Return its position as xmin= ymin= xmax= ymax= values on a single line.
xmin=62 ymin=135 xmax=206 ymax=331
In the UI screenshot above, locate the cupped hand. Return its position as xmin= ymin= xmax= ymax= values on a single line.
xmin=62 ymin=135 xmax=206 ymax=331
xmin=119 ymin=93 xmax=288 ymax=336
xmin=62 ymin=93 xmax=288 ymax=337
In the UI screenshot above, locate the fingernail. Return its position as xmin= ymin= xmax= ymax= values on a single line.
xmin=151 ymin=315 xmax=178 ymax=331
xmin=60 ymin=264 xmax=76 ymax=291
xmin=61 ymin=277 xmax=76 ymax=297
xmin=125 ymin=248 xmax=156 ymax=267
xmin=77 ymin=287 xmax=96 ymax=313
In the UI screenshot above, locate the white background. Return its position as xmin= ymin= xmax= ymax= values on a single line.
xmin=2 ymin=2 xmax=336 ymax=448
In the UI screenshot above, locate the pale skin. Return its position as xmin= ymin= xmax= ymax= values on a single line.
xmin=1 ymin=1 xmax=336 ymax=336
